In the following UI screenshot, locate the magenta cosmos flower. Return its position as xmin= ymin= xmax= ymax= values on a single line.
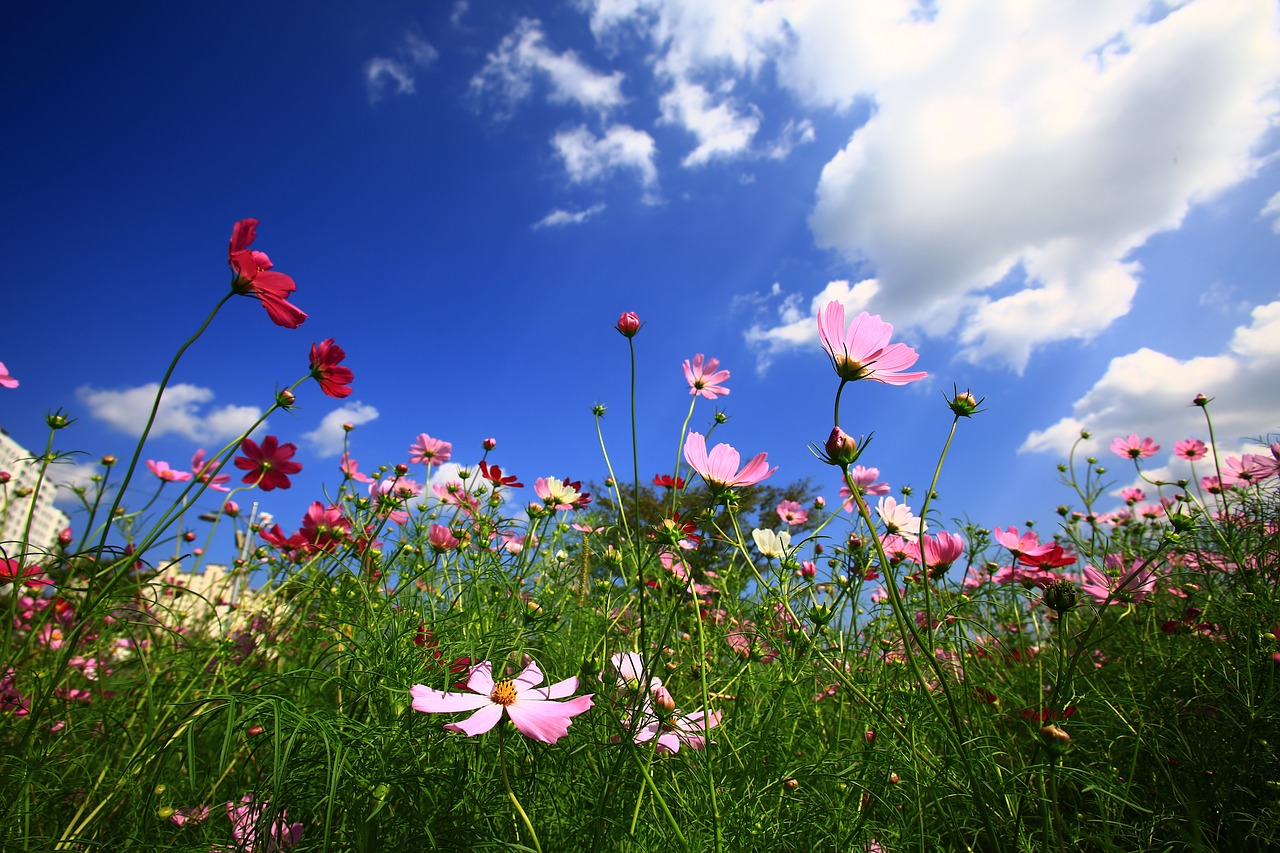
xmin=309 ymin=339 xmax=353 ymax=399
xmin=1110 ymin=434 xmax=1160 ymax=460
xmin=683 ymin=432 xmax=776 ymax=492
xmin=817 ymin=300 xmax=927 ymax=385
xmin=1081 ymin=556 xmax=1157 ymax=606
xmin=228 ymin=218 xmax=307 ymax=329
xmin=1173 ymin=439 xmax=1208 ymax=462
xmin=234 ymin=436 xmax=303 ymax=491
xmin=683 ymin=354 xmax=730 ymax=399
xmin=408 ymin=433 xmax=452 ymax=466
xmin=0 ymin=361 xmax=17 ymax=389
xmin=146 ymin=459 xmax=192 ymax=483
xmin=411 ymin=659 xmax=594 ymax=744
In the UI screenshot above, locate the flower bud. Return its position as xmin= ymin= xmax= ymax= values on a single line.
xmin=615 ymin=311 xmax=642 ymax=337
xmin=1039 ymin=724 xmax=1071 ymax=749
xmin=484 ymin=437 xmax=497 ymax=451
xmin=1042 ymin=579 xmax=1079 ymax=615
xmin=824 ymin=426 xmax=861 ymax=465
xmin=223 ymin=500 xmax=240 ymax=517
xmin=247 ymin=724 xmax=265 ymax=737
xmin=101 ymin=455 xmax=117 ymax=467
xmin=46 ymin=410 xmax=71 ymax=429
xmin=342 ymin=422 xmax=355 ymax=432
xmin=395 ymin=463 xmax=409 ymax=477
xmin=947 ymin=387 xmax=984 ymax=418
xmin=59 ymin=527 xmax=73 ymax=546
xmin=1193 ymin=393 xmax=1210 ymax=407
xmin=276 ymin=389 xmax=295 ymax=408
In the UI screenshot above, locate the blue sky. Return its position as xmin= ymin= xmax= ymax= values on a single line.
xmin=4 ymin=0 xmax=1279 ymax=561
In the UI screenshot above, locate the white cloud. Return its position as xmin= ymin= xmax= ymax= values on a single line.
xmin=552 ymin=124 xmax=658 ymax=192
xmin=659 ymin=79 xmax=759 ymax=167
xmin=302 ymin=402 xmax=380 ymax=458
xmin=743 ymin=278 xmax=881 ymax=373
xmin=1262 ymin=190 xmax=1280 ymax=233
xmin=533 ymin=203 xmax=607 ymax=229
xmin=48 ymin=461 xmax=103 ymax=508
xmin=765 ymin=118 xmax=815 ymax=160
xmin=78 ymin=383 xmax=264 ymax=443
xmin=1022 ymin=299 xmax=1280 ymax=462
xmin=365 ymin=32 xmax=439 ymax=102
xmin=472 ymin=18 xmax=626 ymax=116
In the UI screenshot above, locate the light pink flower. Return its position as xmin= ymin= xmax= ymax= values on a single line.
xmin=1174 ymin=439 xmax=1208 ymax=461
xmin=776 ymin=500 xmax=809 ymax=526
xmin=534 ymin=476 xmax=582 ymax=511
xmin=876 ymin=496 xmax=926 ymax=541
xmin=428 ymin=524 xmax=460 ymax=551
xmin=816 ymin=300 xmax=926 ymax=385
xmin=146 ymin=459 xmax=192 ymax=483
xmin=840 ymin=465 xmax=890 ymax=510
xmin=190 ymin=449 xmax=231 ymax=491
xmin=1223 ymin=453 xmax=1277 ymax=485
xmin=0 ymin=361 xmax=17 ymax=389
xmin=408 ymin=433 xmax=452 ymax=466
xmin=410 ymin=659 xmax=594 ymax=744
xmin=632 ymin=704 xmax=722 ymax=754
xmin=1082 ymin=556 xmax=1157 ymax=605
xmin=339 ymin=452 xmax=373 ymax=483
xmin=682 ymin=354 xmax=730 ymax=400
xmin=222 ymin=795 xmax=303 ymax=851
xmin=683 ymin=432 xmax=776 ymax=492
xmin=1111 ymin=434 xmax=1160 ymax=460
xmin=1119 ymin=487 xmax=1146 ymax=504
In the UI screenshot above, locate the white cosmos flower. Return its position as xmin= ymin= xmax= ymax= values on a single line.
xmin=876 ymin=496 xmax=927 ymax=542
xmin=752 ymin=527 xmax=791 ymax=559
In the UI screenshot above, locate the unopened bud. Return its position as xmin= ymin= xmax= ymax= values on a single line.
xmin=276 ymin=389 xmax=295 ymax=408
xmin=824 ymin=426 xmax=860 ymax=465
xmin=484 ymin=437 xmax=497 ymax=451
xmin=615 ymin=311 xmax=642 ymax=338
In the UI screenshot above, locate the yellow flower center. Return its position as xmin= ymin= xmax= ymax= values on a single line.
xmin=490 ymin=678 xmax=517 ymax=706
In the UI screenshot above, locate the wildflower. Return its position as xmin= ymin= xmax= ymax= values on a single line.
xmin=919 ymin=531 xmax=965 ymax=574
xmin=631 ymin=703 xmax=722 ymax=754
xmin=479 ymin=460 xmax=523 ymax=489
xmin=0 ymin=361 xmax=17 ymax=389
xmin=840 ymin=466 xmax=890 ymax=509
xmin=653 ymin=473 xmax=685 ymax=489
xmin=1081 ymin=556 xmax=1157 ymax=605
xmin=408 ymin=433 xmax=452 ymax=467
xmin=339 ymin=452 xmax=372 ymax=483
xmin=220 ymin=795 xmax=303 ymax=852
xmin=146 ymin=459 xmax=192 ymax=483
xmin=1110 ymin=434 xmax=1160 ymax=460
xmin=615 ymin=311 xmax=642 ymax=337
xmin=298 ymin=502 xmax=349 ymax=553
xmin=683 ymin=431 xmax=776 ymax=492
xmin=308 ymin=338 xmax=354 ymax=398
xmin=816 ymin=300 xmax=927 ymax=385
xmin=1 ymin=560 xmax=50 ymax=589
xmin=992 ymin=526 xmax=1054 ymax=561
xmin=776 ymin=500 xmax=808 ymax=526
xmin=410 ymin=659 xmax=594 ymax=744
xmin=534 ymin=477 xmax=581 ymax=511
xmin=233 ymin=436 xmax=302 ymax=491
xmin=1174 ymin=439 xmax=1208 ymax=461
xmin=752 ymin=528 xmax=791 ymax=559
xmin=876 ymin=496 xmax=926 ymax=541
xmin=168 ymin=804 xmax=210 ymax=827
xmin=428 ymin=524 xmax=461 ymax=551
xmin=190 ymin=449 xmax=231 ymax=490
xmin=1119 ymin=487 xmax=1146 ymax=504
xmin=1223 ymin=453 xmax=1276 ymax=485
xmin=683 ymin=354 xmax=730 ymax=399
xmin=227 ymin=218 xmax=307 ymax=329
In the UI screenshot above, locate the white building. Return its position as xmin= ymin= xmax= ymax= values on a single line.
xmin=0 ymin=428 xmax=71 ymax=561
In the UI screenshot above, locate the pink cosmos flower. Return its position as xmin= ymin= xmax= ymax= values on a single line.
xmin=683 ymin=354 xmax=730 ymax=399
xmin=146 ymin=459 xmax=192 ymax=483
xmin=308 ymin=338 xmax=354 ymax=399
xmin=920 ymin=531 xmax=965 ymax=571
xmin=1119 ymin=487 xmax=1146 ymax=505
xmin=1 ymin=559 xmax=50 ymax=589
xmin=228 ymin=218 xmax=307 ymax=329
xmin=410 ymin=659 xmax=594 ymax=744
xmin=1174 ymin=439 xmax=1208 ymax=461
xmin=1223 ymin=453 xmax=1277 ymax=485
xmin=992 ymin=526 xmax=1054 ymax=561
xmin=631 ymin=703 xmax=722 ymax=754
xmin=683 ymin=431 xmax=776 ymax=492
xmin=0 ymin=361 xmax=17 ymax=389
xmin=339 ymin=452 xmax=373 ymax=483
xmin=840 ymin=465 xmax=890 ymax=510
xmin=1082 ymin=556 xmax=1157 ymax=605
xmin=776 ymin=500 xmax=809 ymax=526
xmin=408 ymin=433 xmax=452 ymax=466
xmin=221 ymin=795 xmax=303 ymax=852
xmin=190 ymin=449 xmax=232 ymax=491
xmin=428 ymin=524 xmax=461 ymax=551
xmin=534 ymin=476 xmax=582 ymax=510
xmin=169 ymin=804 xmax=211 ymax=827
xmin=299 ymin=502 xmax=349 ymax=553
xmin=817 ymin=300 xmax=927 ymax=385
xmin=876 ymin=496 xmax=926 ymax=541
xmin=1111 ymin=434 xmax=1160 ymax=460
xmin=233 ymin=436 xmax=303 ymax=491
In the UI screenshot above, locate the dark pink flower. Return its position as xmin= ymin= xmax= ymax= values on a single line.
xmin=234 ymin=436 xmax=303 ymax=491
xmin=615 ymin=311 xmax=642 ymax=337
xmin=190 ymin=449 xmax=231 ymax=491
xmin=228 ymin=219 xmax=307 ymax=329
xmin=683 ymin=432 xmax=776 ymax=492
xmin=1 ymin=560 xmax=50 ymax=589
xmin=1082 ymin=555 xmax=1157 ymax=605
xmin=308 ymin=339 xmax=353 ymax=399
xmin=339 ymin=452 xmax=372 ymax=483
xmin=817 ymin=300 xmax=926 ymax=385
xmin=0 ymin=361 xmax=17 ymax=389
xmin=683 ymin=354 xmax=730 ymax=399
xmin=1174 ymin=439 xmax=1208 ymax=461
xmin=299 ymin=502 xmax=349 ymax=553
xmin=410 ymin=659 xmax=594 ymax=744
xmin=1110 ymin=434 xmax=1160 ymax=460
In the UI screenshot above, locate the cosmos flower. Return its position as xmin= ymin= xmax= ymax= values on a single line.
xmin=146 ymin=459 xmax=192 ymax=483
xmin=683 ymin=432 xmax=776 ymax=492
xmin=308 ymin=338 xmax=353 ymax=398
xmin=234 ymin=436 xmax=303 ymax=491
xmin=817 ymin=300 xmax=926 ymax=385
xmin=228 ymin=218 xmax=307 ymax=329
xmin=409 ymin=433 xmax=452 ymax=467
xmin=683 ymin=353 xmax=730 ymax=400
xmin=1110 ymin=435 xmax=1160 ymax=460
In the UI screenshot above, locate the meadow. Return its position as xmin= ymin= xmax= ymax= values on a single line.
xmin=2 ymin=220 xmax=1277 ymax=852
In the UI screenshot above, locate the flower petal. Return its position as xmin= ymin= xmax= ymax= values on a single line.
xmin=410 ymin=683 xmax=491 ymax=714
xmin=444 ymin=702 xmax=504 ymax=737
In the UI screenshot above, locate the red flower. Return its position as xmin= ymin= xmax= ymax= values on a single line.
xmin=479 ymin=460 xmax=523 ymax=489
xmin=228 ymin=219 xmax=308 ymax=329
xmin=234 ymin=436 xmax=303 ymax=491
xmin=653 ymin=473 xmax=686 ymax=489
xmin=1 ymin=559 xmax=50 ymax=589
xmin=308 ymin=339 xmax=353 ymax=398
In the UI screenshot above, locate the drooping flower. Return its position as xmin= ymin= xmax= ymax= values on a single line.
xmin=816 ymin=301 xmax=926 ymax=385
xmin=683 ymin=431 xmax=776 ymax=492
xmin=146 ymin=459 xmax=192 ymax=483
xmin=683 ymin=354 xmax=730 ymax=400
xmin=1110 ymin=434 xmax=1160 ymax=460
xmin=1174 ymin=439 xmax=1208 ymax=461
xmin=308 ymin=338 xmax=353 ymax=398
xmin=479 ymin=460 xmax=522 ymax=489
xmin=233 ymin=436 xmax=303 ymax=491
xmin=775 ymin=500 xmax=808 ymax=526
xmin=840 ymin=466 xmax=890 ymax=510
xmin=228 ymin=218 xmax=307 ymax=329
xmin=752 ymin=528 xmax=792 ymax=559
xmin=408 ymin=433 xmax=452 ymax=467
xmin=410 ymin=659 xmax=594 ymax=744
xmin=190 ymin=449 xmax=231 ymax=491
xmin=876 ymin=496 xmax=927 ymax=541
xmin=0 ymin=361 xmax=17 ymax=389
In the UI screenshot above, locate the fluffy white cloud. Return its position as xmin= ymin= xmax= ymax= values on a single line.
xmin=743 ymin=278 xmax=880 ymax=373
xmin=472 ymin=18 xmax=626 ymax=115
xmin=1261 ymin=190 xmax=1280 ymax=234
xmin=552 ymin=124 xmax=658 ymax=192
xmin=302 ymin=402 xmax=380 ymax=458
xmin=1022 ymin=299 xmax=1280 ymax=465
xmin=78 ymin=383 xmax=263 ymax=443
xmin=366 ymin=32 xmax=438 ymax=102
xmin=659 ymin=79 xmax=759 ymax=166
xmin=533 ymin=203 xmax=607 ymax=229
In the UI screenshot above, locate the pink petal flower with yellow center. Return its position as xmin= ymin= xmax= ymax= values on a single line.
xmin=817 ymin=301 xmax=926 ymax=385
xmin=682 ymin=354 xmax=730 ymax=399
xmin=1110 ymin=434 xmax=1160 ymax=460
xmin=411 ymin=660 xmax=594 ymax=744
xmin=1174 ymin=439 xmax=1208 ymax=461
xmin=683 ymin=432 xmax=776 ymax=492
xmin=146 ymin=459 xmax=192 ymax=483
xmin=408 ymin=433 xmax=452 ymax=467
